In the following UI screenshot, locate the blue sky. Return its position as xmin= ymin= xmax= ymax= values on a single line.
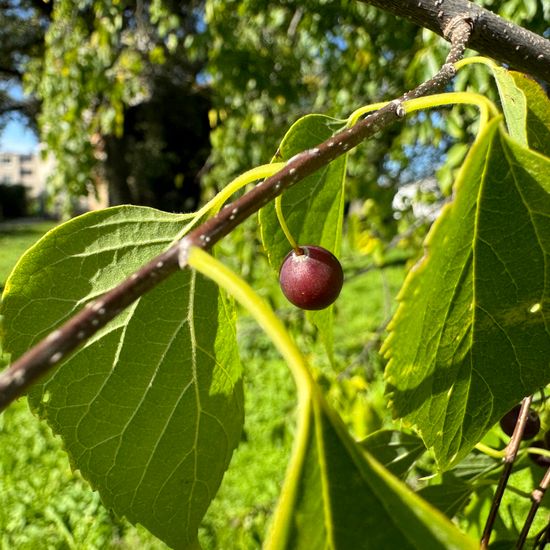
xmin=0 ymin=83 xmax=39 ymax=154
xmin=0 ymin=119 xmax=39 ymax=153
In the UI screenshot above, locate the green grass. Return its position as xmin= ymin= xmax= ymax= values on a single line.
xmin=0 ymin=220 xmax=58 ymax=291
xmin=0 ymin=399 xmax=169 ymax=549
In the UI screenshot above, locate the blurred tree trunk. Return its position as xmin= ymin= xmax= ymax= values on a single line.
xmin=103 ymin=136 xmax=134 ymax=206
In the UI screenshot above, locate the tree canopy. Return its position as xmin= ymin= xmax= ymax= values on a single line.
xmin=0 ymin=0 xmax=545 ymax=223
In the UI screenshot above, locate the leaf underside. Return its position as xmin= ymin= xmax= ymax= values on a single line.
xmin=1 ymin=206 xmax=244 ymax=548
xmin=384 ymin=119 xmax=550 ymax=469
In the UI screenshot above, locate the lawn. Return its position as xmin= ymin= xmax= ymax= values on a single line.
xmin=0 ymin=218 xmax=404 ymax=548
xmin=0 ymin=220 xmax=58 ymax=291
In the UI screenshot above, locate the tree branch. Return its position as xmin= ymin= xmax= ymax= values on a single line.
xmin=358 ymin=0 xmax=550 ymax=83
xmin=516 ymin=466 xmax=550 ymax=549
xmin=481 ymin=396 xmax=534 ymax=549
xmin=0 ymin=19 xmax=473 ymax=411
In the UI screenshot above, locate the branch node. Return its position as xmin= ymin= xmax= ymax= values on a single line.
xmin=178 ymin=237 xmax=192 ymax=269
xmin=443 ymin=15 xmax=474 ymax=42
xmin=390 ymin=99 xmax=406 ymax=118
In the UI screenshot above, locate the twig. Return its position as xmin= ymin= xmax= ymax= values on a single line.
xmin=516 ymin=466 xmax=550 ymax=549
xmin=533 ymin=522 xmax=550 ymax=549
xmin=480 ymin=396 xmax=534 ymax=549
xmin=0 ymin=20 xmax=474 ymax=411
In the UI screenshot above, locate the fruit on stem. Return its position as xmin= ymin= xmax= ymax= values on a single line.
xmin=499 ymin=404 xmax=540 ymax=440
xmin=279 ymin=245 xmax=344 ymax=310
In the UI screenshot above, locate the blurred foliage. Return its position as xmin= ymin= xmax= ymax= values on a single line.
xmin=2 ymin=0 xmax=545 ymax=226
xmin=1 ymin=2 xmax=549 ymax=546
xmin=203 ymin=0 xmax=417 ymax=232
xmin=20 ymin=0 xmax=210 ymax=212
xmin=0 ymin=0 xmax=47 ymax=133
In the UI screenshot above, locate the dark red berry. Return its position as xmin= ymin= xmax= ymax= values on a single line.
xmin=528 ymin=438 xmax=550 ymax=469
xmin=499 ymin=404 xmax=540 ymax=440
xmin=279 ymin=245 xmax=344 ymax=310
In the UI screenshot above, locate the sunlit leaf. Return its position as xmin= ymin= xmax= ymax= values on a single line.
xmin=384 ymin=119 xmax=550 ymax=469
xmin=511 ymin=71 xmax=550 ymax=157
xmin=1 ymin=206 xmax=244 ymax=549
xmin=493 ymin=461 xmax=550 ymax=541
xmin=491 ymin=66 xmax=528 ymax=144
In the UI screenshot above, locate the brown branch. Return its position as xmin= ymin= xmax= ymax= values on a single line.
xmin=481 ymin=396 xmax=534 ymax=549
xmin=0 ymin=21 xmax=474 ymax=411
xmin=358 ymin=0 xmax=550 ymax=83
xmin=533 ymin=522 xmax=550 ymax=549
xmin=516 ymin=466 xmax=550 ymax=549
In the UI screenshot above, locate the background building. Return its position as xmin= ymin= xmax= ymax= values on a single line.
xmin=0 ymin=150 xmax=52 ymax=199
xmin=0 ymin=150 xmax=54 ymax=218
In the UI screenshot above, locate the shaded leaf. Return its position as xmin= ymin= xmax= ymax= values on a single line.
xmin=1 ymin=206 xmax=244 ymax=549
xmin=417 ymin=479 xmax=472 ymax=518
xmin=383 ymin=119 xmax=550 ymax=469
xmin=267 ymin=394 xmax=477 ymax=549
xmin=442 ymin=450 xmax=499 ymax=482
xmin=359 ymin=429 xmax=426 ymax=478
xmin=418 ymin=448 xmax=500 ymax=519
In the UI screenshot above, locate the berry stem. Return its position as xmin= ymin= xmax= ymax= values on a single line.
xmin=275 ymin=195 xmax=302 ymax=254
xmin=474 ymin=442 xmax=506 ymax=460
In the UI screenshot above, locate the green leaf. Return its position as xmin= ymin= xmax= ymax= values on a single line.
xmin=416 ymin=450 xmax=498 ymax=519
xmin=359 ymin=429 xmax=426 ymax=478
xmin=441 ymin=449 xmax=499 ymax=482
xmin=1 ymin=206 xmax=244 ymax=549
xmin=417 ymin=478 xmax=472 ymax=519
xmin=461 ymin=460 xmax=550 ymax=545
xmin=510 ymin=71 xmax=550 ymax=157
xmin=267 ymin=394 xmax=477 ymax=549
xmin=492 ymin=461 xmax=550 ymax=542
xmin=259 ymin=114 xmax=348 ymax=354
xmin=383 ymin=119 xmax=550 ymax=469
xmin=259 ymin=114 xmax=347 ymax=268
xmin=491 ymin=66 xmax=528 ymax=144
